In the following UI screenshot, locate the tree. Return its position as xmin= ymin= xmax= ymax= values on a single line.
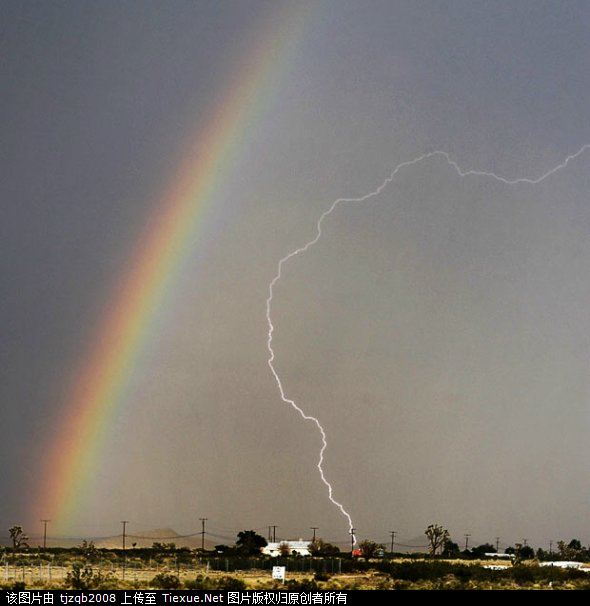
xmin=441 ymin=540 xmax=460 ymax=558
xmin=79 ymin=540 xmax=99 ymax=562
xmin=536 ymin=547 xmax=549 ymax=561
xmin=424 ymin=524 xmax=449 ymax=557
xmin=308 ymin=539 xmax=340 ymax=556
xmin=235 ymin=530 xmax=267 ymax=556
xmin=520 ymin=545 xmax=534 ymax=560
xmin=511 ymin=543 xmax=534 ymax=563
xmin=278 ymin=542 xmax=290 ymax=557
xmin=557 ymin=539 xmax=584 ymax=561
xmin=8 ymin=526 xmax=29 ymax=550
xmin=358 ymin=540 xmax=383 ymax=559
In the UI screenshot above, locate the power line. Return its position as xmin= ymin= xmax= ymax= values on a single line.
xmin=125 ymin=532 xmax=200 ymax=540
xmin=204 ymin=531 xmax=235 ymax=542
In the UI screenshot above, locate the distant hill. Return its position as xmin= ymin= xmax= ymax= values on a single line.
xmin=396 ymin=536 xmax=429 ymax=553
xmin=1 ymin=528 xmax=216 ymax=550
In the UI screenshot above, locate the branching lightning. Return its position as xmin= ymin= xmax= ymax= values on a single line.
xmin=265 ymin=144 xmax=590 ymax=541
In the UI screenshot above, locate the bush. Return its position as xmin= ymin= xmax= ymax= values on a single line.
xmin=151 ymin=573 xmax=181 ymax=589
xmin=314 ymin=571 xmax=331 ymax=582
xmin=389 ymin=561 xmax=450 ymax=582
xmin=386 ymin=560 xmax=590 ymax=587
xmin=510 ymin=565 xmax=535 ymax=584
xmin=387 ymin=561 xmax=500 ymax=583
xmin=65 ymin=562 xmax=114 ymax=590
xmin=284 ymin=578 xmax=318 ymax=591
xmin=184 ymin=575 xmax=246 ymax=591
xmin=10 ymin=582 xmax=26 ymax=591
xmin=452 ymin=566 xmax=473 ymax=583
xmin=184 ymin=575 xmax=212 ymax=590
xmin=216 ymin=576 xmax=247 ymax=590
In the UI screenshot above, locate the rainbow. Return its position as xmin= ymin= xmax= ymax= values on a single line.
xmin=37 ymin=4 xmax=313 ymax=534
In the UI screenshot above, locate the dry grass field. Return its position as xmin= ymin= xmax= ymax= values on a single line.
xmin=2 ymin=557 xmax=590 ymax=590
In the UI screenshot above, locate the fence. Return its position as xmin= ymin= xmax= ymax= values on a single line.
xmin=1 ymin=557 xmax=346 ymax=586
xmin=204 ymin=557 xmax=343 ymax=574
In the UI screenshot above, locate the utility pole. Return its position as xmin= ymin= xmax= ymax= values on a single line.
xmin=310 ymin=527 xmax=319 ymax=542
xmin=495 ymin=537 xmax=500 ymax=553
xmin=271 ymin=526 xmax=277 ymax=543
xmin=523 ymin=538 xmax=528 ymax=547
xmin=41 ymin=520 xmax=50 ymax=550
xmin=464 ymin=533 xmax=471 ymax=551
xmin=121 ymin=521 xmax=128 ymax=551
xmin=549 ymin=540 xmax=553 ymax=555
xmin=389 ymin=531 xmax=396 ymax=554
xmin=350 ymin=528 xmax=356 ymax=555
xmin=268 ymin=526 xmax=272 ymax=541
xmin=199 ymin=518 xmax=207 ymax=552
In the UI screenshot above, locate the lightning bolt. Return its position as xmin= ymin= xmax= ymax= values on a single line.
xmin=265 ymin=143 xmax=590 ymax=542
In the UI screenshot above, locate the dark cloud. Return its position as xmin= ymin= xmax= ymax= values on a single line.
xmin=1 ymin=0 xmax=589 ymax=547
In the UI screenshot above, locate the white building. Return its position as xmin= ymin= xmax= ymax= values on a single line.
xmin=540 ymin=561 xmax=590 ymax=571
xmin=484 ymin=553 xmax=514 ymax=559
xmin=262 ymin=540 xmax=311 ymax=557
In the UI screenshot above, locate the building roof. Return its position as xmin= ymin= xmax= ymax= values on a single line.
xmin=265 ymin=540 xmax=310 ymax=549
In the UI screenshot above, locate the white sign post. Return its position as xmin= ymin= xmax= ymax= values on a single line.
xmin=272 ymin=566 xmax=286 ymax=582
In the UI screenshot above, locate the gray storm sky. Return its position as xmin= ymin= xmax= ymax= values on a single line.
xmin=2 ymin=0 xmax=590 ymax=548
